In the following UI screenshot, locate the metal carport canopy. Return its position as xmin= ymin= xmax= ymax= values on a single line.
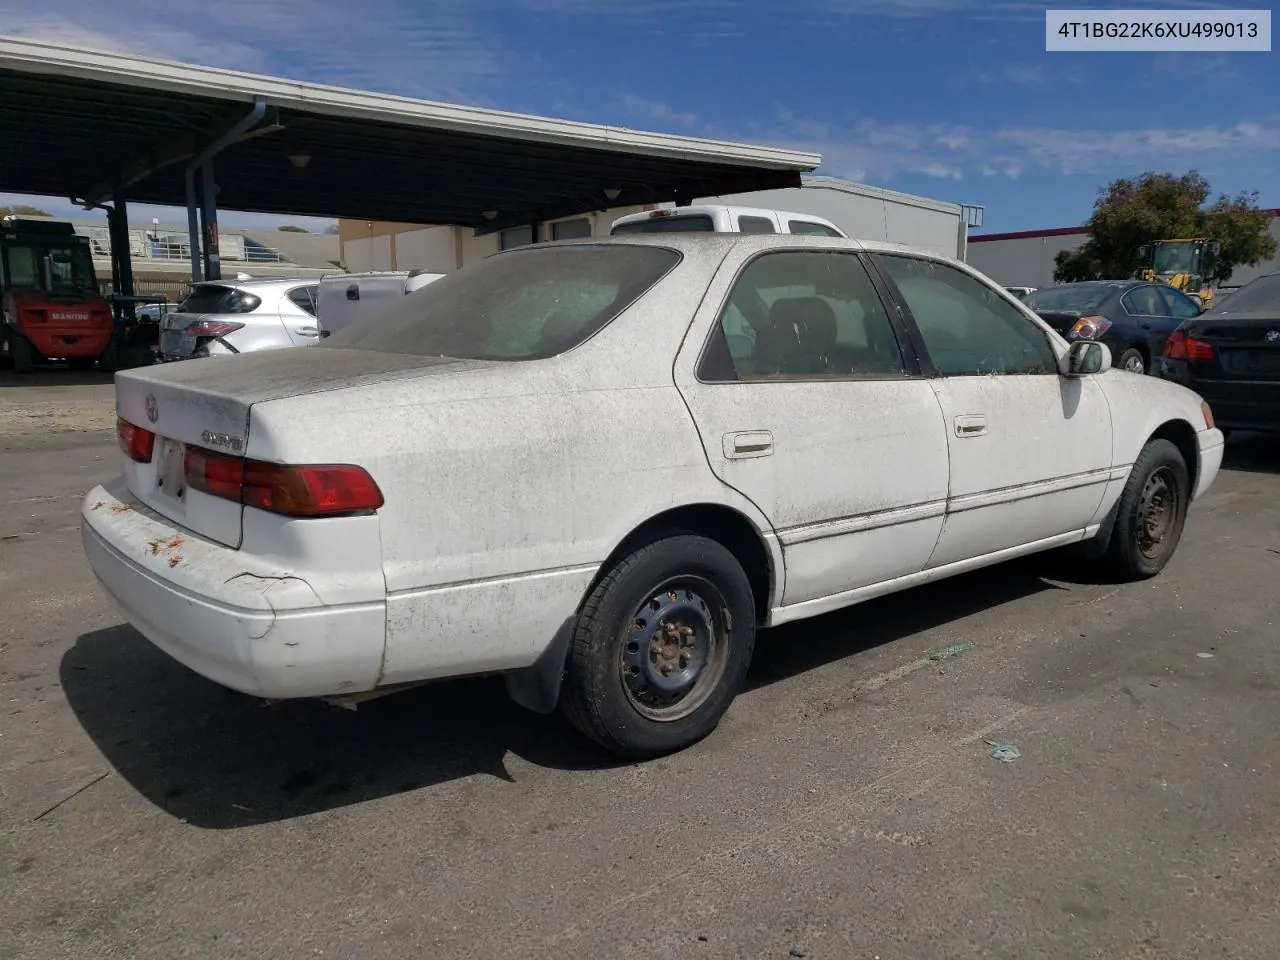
xmin=0 ymin=36 xmax=821 ymax=235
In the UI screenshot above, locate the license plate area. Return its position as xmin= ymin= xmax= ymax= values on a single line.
xmin=1222 ymin=348 xmax=1280 ymax=376
xmin=156 ymin=438 xmax=187 ymax=502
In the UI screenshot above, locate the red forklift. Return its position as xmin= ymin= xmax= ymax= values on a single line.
xmin=0 ymin=216 xmax=158 ymax=373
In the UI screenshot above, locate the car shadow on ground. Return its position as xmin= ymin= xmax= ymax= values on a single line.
xmin=1221 ymin=432 xmax=1280 ymax=476
xmin=0 ymin=368 xmax=116 ymax=389
xmin=61 ymin=561 xmax=1068 ymax=830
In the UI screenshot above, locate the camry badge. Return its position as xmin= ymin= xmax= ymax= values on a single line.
xmin=144 ymin=394 xmax=159 ymax=423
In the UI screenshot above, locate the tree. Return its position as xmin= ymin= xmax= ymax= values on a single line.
xmin=277 ymin=224 xmax=310 ymax=233
xmin=1052 ymin=170 xmax=1276 ymax=286
xmin=1 ymin=204 xmax=52 ymax=217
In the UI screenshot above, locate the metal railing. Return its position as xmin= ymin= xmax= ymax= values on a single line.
xmin=76 ymin=226 xmax=292 ymax=264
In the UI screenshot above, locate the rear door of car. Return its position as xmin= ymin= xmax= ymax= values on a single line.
xmin=281 ymin=283 xmax=322 ymax=345
xmin=1120 ymin=284 xmax=1179 ymax=363
xmin=673 ymin=243 xmax=951 ymax=610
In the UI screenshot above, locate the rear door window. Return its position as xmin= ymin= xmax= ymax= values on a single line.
xmin=737 ymin=215 xmax=776 ymax=234
xmin=1122 ymin=285 xmax=1172 ymax=317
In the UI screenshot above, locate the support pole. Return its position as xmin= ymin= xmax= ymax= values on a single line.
xmin=182 ymin=96 xmax=267 ymax=287
xmin=112 ymin=183 xmax=135 ymax=321
xmin=201 ymin=162 xmax=221 ymax=281
xmin=186 ymin=165 xmax=203 ymax=283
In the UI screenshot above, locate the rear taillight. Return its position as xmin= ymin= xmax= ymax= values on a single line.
xmin=1067 ymin=315 xmax=1111 ymax=339
xmin=1164 ymin=330 xmax=1214 ymax=361
xmin=117 ymin=417 xmax=155 ymax=463
xmin=184 ymin=447 xmax=383 ymax=517
xmin=187 ymin=320 xmax=244 ymax=338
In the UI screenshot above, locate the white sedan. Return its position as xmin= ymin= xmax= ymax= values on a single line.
xmin=82 ymin=234 xmax=1225 ymax=758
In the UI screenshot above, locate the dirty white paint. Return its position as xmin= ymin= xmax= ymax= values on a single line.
xmin=84 ymin=233 xmax=1225 ymax=705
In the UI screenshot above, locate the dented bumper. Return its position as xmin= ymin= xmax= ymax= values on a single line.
xmin=80 ymin=479 xmax=387 ymax=699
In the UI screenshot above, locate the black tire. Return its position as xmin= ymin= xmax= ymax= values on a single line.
xmin=9 ymin=333 xmax=37 ymax=374
xmin=1104 ymin=439 xmax=1190 ymax=580
xmin=560 ymin=534 xmax=757 ymax=758
xmin=1117 ymin=347 xmax=1146 ymax=375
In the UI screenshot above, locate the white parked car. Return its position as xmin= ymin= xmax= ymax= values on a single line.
xmin=159 ymin=277 xmax=322 ymax=360
xmin=82 ymin=234 xmax=1224 ymax=758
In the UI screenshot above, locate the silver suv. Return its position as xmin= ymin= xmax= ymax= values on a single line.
xmin=159 ymin=278 xmax=320 ymax=361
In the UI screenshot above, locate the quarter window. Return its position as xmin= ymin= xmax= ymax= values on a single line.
xmin=699 ymin=250 xmax=906 ymax=382
xmin=875 ymin=254 xmax=1058 ymax=376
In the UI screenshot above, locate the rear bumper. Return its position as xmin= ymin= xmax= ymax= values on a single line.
xmin=80 ymin=479 xmax=387 ymax=699
xmin=1166 ymin=366 xmax=1280 ymax=433
xmin=24 ymin=324 xmax=112 ymax=358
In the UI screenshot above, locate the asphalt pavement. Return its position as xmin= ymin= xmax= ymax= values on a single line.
xmin=2 ymin=372 xmax=1279 ymax=960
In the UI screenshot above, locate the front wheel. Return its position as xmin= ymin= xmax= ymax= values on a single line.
xmin=9 ymin=332 xmax=37 ymax=374
xmin=560 ymin=534 xmax=757 ymax=758
xmin=1105 ymin=439 xmax=1190 ymax=579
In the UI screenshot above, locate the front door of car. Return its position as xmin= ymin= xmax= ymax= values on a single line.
xmin=870 ymin=252 xmax=1115 ymax=569
xmin=673 ymin=246 xmax=951 ymax=611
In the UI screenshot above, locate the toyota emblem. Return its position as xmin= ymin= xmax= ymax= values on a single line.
xmin=1267 ymin=329 xmax=1280 ymax=345
xmin=144 ymin=394 xmax=158 ymax=423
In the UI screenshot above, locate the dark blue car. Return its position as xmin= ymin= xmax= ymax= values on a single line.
xmin=1023 ymin=280 xmax=1203 ymax=376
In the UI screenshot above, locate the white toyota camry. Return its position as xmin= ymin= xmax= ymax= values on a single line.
xmin=82 ymin=234 xmax=1225 ymax=758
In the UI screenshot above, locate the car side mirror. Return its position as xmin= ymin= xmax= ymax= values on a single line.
xmin=1064 ymin=340 xmax=1110 ymax=377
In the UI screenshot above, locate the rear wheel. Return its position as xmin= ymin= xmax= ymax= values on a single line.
xmin=1117 ymin=347 xmax=1146 ymax=375
xmin=1105 ymin=439 xmax=1189 ymax=580
xmin=560 ymin=534 xmax=756 ymax=758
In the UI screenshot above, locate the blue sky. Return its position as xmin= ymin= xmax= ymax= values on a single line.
xmin=2 ymin=0 xmax=1277 ymax=235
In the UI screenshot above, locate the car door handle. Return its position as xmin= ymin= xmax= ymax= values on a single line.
xmin=294 ymin=326 xmax=320 ymax=337
xmin=954 ymin=415 xmax=987 ymax=438
xmin=723 ymin=431 xmax=773 ymax=459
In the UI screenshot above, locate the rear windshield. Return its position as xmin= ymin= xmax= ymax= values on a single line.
xmin=1023 ymin=284 xmax=1114 ymax=313
xmin=612 ymin=215 xmax=715 ymax=234
xmin=319 ymin=244 xmax=681 ymax=360
xmin=178 ymin=285 xmax=262 ymax=314
xmin=1216 ymin=274 xmax=1280 ymax=313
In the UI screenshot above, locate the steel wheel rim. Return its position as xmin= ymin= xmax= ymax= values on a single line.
xmin=1136 ymin=466 xmax=1179 ymax=560
xmin=619 ymin=575 xmax=731 ymax=723
xmin=1124 ymin=355 xmax=1144 ymax=373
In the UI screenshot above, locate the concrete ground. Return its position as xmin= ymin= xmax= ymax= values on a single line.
xmin=2 ymin=370 xmax=1279 ymax=960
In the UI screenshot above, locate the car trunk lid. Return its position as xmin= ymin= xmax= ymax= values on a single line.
xmin=114 ymin=347 xmax=490 ymax=547
xmin=1187 ymin=310 xmax=1280 ymax=381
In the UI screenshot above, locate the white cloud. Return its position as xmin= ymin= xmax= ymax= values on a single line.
xmin=3 ymin=0 xmax=501 ymax=101
xmin=733 ymin=110 xmax=1280 ymax=186
xmin=620 ymin=95 xmax=700 ymax=129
